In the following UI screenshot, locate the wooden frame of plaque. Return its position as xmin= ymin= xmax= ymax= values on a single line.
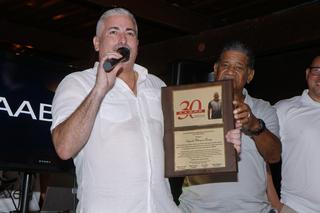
xmin=162 ymin=80 xmax=237 ymax=177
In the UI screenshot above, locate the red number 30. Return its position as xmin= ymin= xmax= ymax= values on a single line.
xmin=177 ymin=99 xmax=202 ymax=120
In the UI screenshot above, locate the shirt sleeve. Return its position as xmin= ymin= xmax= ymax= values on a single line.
xmin=255 ymin=100 xmax=280 ymax=138
xmin=50 ymin=74 xmax=87 ymax=131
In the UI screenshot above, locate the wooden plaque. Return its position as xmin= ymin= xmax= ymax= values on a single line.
xmin=161 ymin=80 xmax=237 ymax=177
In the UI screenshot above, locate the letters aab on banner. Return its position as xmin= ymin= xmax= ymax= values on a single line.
xmin=0 ymin=96 xmax=52 ymax=122
xmin=176 ymin=99 xmax=205 ymax=120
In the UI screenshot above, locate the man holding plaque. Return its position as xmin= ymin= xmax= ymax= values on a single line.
xmin=50 ymin=8 xmax=181 ymax=213
xmin=179 ymin=41 xmax=281 ymax=213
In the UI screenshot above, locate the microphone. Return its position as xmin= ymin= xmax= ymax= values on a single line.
xmin=103 ymin=47 xmax=130 ymax=72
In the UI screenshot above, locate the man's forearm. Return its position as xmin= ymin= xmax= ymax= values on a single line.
xmin=52 ymin=87 xmax=105 ymax=160
xmin=252 ymin=130 xmax=281 ymax=163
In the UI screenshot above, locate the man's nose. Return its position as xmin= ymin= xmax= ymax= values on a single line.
xmin=226 ymin=65 xmax=237 ymax=74
xmin=118 ymin=32 xmax=127 ymax=44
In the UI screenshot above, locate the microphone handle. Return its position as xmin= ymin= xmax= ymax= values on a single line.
xmin=103 ymin=57 xmax=124 ymax=72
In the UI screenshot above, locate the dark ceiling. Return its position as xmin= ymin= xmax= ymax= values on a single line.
xmin=0 ymin=0 xmax=318 ymax=58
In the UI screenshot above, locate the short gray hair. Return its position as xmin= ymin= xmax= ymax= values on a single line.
xmin=96 ymin=8 xmax=138 ymax=37
xmin=219 ymin=41 xmax=255 ymax=69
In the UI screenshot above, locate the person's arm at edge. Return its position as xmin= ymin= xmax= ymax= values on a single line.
xmin=266 ymin=164 xmax=283 ymax=212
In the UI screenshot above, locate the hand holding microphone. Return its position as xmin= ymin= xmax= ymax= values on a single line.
xmin=95 ymin=47 xmax=130 ymax=95
xmin=103 ymin=47 xmax=130 ymax=72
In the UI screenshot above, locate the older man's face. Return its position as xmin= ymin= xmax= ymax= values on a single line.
xmin=215 ymin=50 xmax=253 ymax=93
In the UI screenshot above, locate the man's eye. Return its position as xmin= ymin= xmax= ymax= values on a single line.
xmin=127 ymin=31 xmax=136 ymax=37
xmin=236 ymin=66 xmax=244 ymax=71
xmin=109 ymin=30 xmax=117 ymax=35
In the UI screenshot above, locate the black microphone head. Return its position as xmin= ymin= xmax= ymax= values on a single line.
xmin=117 ymin=47 xmax=130 ymax=62
xmin=103 ymin=47 xmax=131 ymax=72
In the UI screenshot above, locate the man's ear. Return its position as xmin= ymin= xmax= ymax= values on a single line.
xmin=136 ymin=39 xmax=139 ymax=54
xmin=93 ymin=36 xmax=99 ymax=52
xmin=305 ymin=67 xmax=310 ymax=80
xmin=247 ymin=68 xmax=255 ymax=84
xmin=213 ymin=63 xmax=219 ymax=78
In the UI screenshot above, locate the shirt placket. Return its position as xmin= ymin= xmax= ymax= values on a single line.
xmin=136 ymin=94 xmax=154 ymax=213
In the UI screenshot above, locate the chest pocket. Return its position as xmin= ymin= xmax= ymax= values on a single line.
xmin=99 ymin=101 xmax=132 ymax=123
xmin=144 ymin=89 xmax=163 ymax=122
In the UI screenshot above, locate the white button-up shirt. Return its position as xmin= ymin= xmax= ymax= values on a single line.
xmin=51 ymin=63 xmax=180 ymax=213
xmin=275 ymin=90 xmax=320 ymax=213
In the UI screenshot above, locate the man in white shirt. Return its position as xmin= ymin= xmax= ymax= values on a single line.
xmin=274 ymin=56 xmax=320 ymax=213
xmin=50 ymin=8 xmax=181 ymax=213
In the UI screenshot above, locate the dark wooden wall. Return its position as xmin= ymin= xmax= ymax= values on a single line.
xmin=138 ymin=3 xmax=320 ymax=103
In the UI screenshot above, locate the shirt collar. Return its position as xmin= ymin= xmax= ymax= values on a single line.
xmin=243 ymin=88 xmax=254 ymax=107
xmin=302 ymin=89 xmax=320 ymax=107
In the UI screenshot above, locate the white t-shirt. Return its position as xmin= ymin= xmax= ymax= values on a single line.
xmin=275 ymin=89 xmax=320 ymax=213
xmin=51 ymin=63 xmax=180 ymax=213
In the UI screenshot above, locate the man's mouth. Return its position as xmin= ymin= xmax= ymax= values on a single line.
xmin=221 ymin=75 xmax=234 ymax=80
xmin=113 ymin=45 xmax=130 ymax=52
